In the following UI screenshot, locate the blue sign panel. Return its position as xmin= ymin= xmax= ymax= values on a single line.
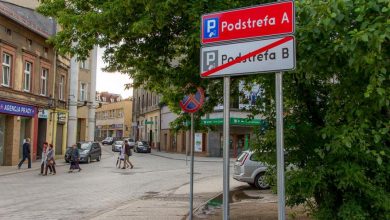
xmin=203 ymin=17 xmax=219 ymax=39
xmin=179 ymin=88 xmax=205 ymax=113
xmin=0 ymin=100 xmax=36 ymax=117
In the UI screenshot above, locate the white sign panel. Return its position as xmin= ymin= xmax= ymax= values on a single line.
xmin=200 ymin=36 xmax=295 ymax=78
xmin=194 ymin=133 xmax=203 ymax=152
xmin=38 ymin=109 xmax=49 ymax=119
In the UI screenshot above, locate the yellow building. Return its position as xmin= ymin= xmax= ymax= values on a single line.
xmin=95 ymin=93 xmax=132 ymax=139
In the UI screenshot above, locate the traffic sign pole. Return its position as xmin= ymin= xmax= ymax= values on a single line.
xmin=223 ymin=76 xmax=230 ymax=220
xmin=189 ymin=113 xmax=195 ymax=219
xmin=276 ymin=71 xmax=285 ymax=220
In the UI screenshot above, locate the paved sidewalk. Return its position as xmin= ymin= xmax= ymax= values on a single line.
xmin=0 ymin=158 xmax=67 ymax=177
xmin=150 ymin=150 xmax=236 ymax=163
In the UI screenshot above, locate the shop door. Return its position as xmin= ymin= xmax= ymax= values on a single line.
xmin=56 ymin=124 xmax=63 ymax=155
xmin=37 ymin=119 xmax=47 ymax=159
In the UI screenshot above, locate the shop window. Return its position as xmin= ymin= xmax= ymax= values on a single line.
xmin=2 ymin=53 xmax=12 ymax=87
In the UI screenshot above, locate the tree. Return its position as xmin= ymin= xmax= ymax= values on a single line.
xmin=38 ymin=0 xmax=389 ymax=219
xmin=250 ymin=1 xmax=389 ymax=219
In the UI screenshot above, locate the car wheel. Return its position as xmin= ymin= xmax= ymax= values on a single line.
xmin=97 ymin=155 xmax=101 ymax=161
xmin=87 ymin=156 xmax=91 ymax=164
xmin=254 ymin=173 xmax=269 ymax=190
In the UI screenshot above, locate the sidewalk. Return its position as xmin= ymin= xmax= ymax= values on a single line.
xmin=0 ymin=158 xmax=67 ymax=177
xmin=150 ymin=150 xmax=236 ymax=163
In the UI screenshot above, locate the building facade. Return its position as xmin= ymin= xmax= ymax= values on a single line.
xmin=95 ymin=92 xmax=132 ymax=140
xmin=132 ymin=87 xmax=160 ymax=148
xmin=0 ymin=0 xmax=70 ymax=165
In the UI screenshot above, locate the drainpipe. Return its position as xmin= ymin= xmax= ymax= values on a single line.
xmin=67 ymin=43 xmax=79 ymax=147
xmin=51 ymin=20 xmax=57 ymax=148
xmin=87 ymin=46 xmax=98 ymax=141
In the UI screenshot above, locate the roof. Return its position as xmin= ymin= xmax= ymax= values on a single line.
xmin=0 ymin=0 xmax=56 ymax=38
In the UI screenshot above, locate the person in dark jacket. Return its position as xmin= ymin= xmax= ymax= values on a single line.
xmin=18 ymin=138 xmax=31 ymax=169
xmin=122 ymin=140 xmax=134 ymax=169
xmin=69 ymin=144 xmax=81 ymax=172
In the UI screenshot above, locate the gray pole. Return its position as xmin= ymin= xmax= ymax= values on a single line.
xmin=275 ymin=72 xmax=285 ymax=220
xmin=189 ymin=113 xmax=195 ymax=219
xmin=223 ymin=76 xmax=230 ymax=220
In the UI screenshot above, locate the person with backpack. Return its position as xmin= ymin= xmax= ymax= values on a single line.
xmin=122 ymin=140 xmax=133 ymax=169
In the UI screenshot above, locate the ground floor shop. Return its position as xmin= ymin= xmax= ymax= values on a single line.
xmin=0 ymin=100 xmax=68 ymax=166
xmin=160 ymin=127 xmax=253 ymax=158
xmin=95 ymin=124 xmax=126 ymax=139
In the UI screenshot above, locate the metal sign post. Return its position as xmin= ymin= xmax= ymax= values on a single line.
xmin=223 ymin=76 xmax=230 ymax=220
xmin=276 ymin=72 xmax=285 ymax=220
xmin=189 ymin=113 xmax=195 ymax=220
xmin=179 ymin=87 xmax=204 ymax=220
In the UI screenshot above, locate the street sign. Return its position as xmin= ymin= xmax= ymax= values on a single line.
xmin=201 ymin=1 xmax=294 ymax=44
xmin=179 ymin=87 xmax=205 ymax=113
xmin=201 ymin=36 xmax=295 ymax=78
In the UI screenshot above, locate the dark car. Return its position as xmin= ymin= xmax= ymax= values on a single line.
xmin=64 ymin=142 xmax=102 ymax=163
xmin=102 ymin=137 xmax=114 ymax=145
xmin=134 ymin=141 xmax=151 ymax=153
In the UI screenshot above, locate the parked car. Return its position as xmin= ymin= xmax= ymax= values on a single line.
xmin=123 ymin=138 xmax=136 ymax=147
xmin=233 ymin=151 xmax=269 ymax=190
xmin=134 ymin=141 xmax=151 ymax=153
xmin=64 ymin=142 xmax=102 ymax=163
xmin=112 ymin=141 xmax=124 ymax=152
xmin=102 ymin=137 xmax=114 ymax=145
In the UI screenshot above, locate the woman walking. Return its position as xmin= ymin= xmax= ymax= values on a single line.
xmin=69 ymin=144 xmax=81 ymax=172
xmin=40 ymin=142 xmax=52 ymax=175
xmin=44 ymin=144 xmax=56 ymax=175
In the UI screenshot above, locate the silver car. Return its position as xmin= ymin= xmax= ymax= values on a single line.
xmin=112 ymin=141 xmax=124 ymax=152
xmin=233 ymin=151 xmax=269 ymax=189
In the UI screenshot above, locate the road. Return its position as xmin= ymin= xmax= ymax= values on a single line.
xmin=0 ymin=145 xmax=231 ymax=220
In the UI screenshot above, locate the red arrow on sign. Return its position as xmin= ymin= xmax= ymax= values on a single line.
xmin=201 ymin=36 xmax=294 ymax=77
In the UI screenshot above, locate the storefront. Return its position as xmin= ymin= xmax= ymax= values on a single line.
xmin=0 ymin=100 xmax=37 ymax=166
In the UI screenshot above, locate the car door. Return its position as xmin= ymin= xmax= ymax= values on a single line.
xmin=91 ymin=143 xmax=98 ymax=159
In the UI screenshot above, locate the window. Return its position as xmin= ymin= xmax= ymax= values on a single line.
xmin=43 ymin=47 xmax=48 ymax=57
xmin=27 ymin=39 xmax=32 ymax=48
xmin=59 ymin=75 xmax=64 ymax=100
xmin=110 ymin=98 xmax=114 ymax=103
xmin=80 ymin=83 xmax=87 ymax=101
xmin=80 ymin=59 xmax=89 ymax=69
xmin=5 ymin=28 xmax=11 ymax=36
xmin=2 ymin=53 xmax=11 ymax=87
xmin=40 ymin=68 xmax=48 ymax=95
xmin=23 ymin=62 xmax=32 ymax=92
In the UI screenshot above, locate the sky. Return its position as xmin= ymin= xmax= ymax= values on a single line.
xmin=96 ymin=47 xmax=133 ymax=98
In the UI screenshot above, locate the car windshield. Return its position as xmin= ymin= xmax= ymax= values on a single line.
xmin=128 ymin=139 xmax=134 ymax=142
xmin=114 ymin=141 xmax=123 ymax=145
xmin=236 ymin=152 xmax=249 ymax=162
xmin=138 ymin=141 xmax=148 ymax=145
xmin=78 ymin=143 xmax=91 ymax=150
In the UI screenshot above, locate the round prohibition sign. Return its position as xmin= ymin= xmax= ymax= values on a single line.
xmin=179 ymin=87 xmax=205 ymax=113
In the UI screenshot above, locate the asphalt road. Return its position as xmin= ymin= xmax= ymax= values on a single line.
xmin=0 ymin=145 xmax=224 ymax=220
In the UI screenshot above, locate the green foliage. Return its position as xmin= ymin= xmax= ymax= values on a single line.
xmin=38 ymin=0 xmax=389 ymax=219
xmin=251 ymin=0 xmax=390 ymax=219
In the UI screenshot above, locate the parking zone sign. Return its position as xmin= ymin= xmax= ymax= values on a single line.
xmin=201 ymin=36 xmax=295 ymax=78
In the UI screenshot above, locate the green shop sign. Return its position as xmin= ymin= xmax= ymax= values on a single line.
xmin=201 ymin=118 xmax=263 ymax=126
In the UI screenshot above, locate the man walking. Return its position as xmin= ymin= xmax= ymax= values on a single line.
xmin=122 ymin=140 xmax=134 ymax=169
xmin=18 ymin=138 xmax=31 ymax=169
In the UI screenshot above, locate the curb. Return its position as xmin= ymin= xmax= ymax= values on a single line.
xmin=0 ymin=163 xmax=68 ymax=177
xmin=183 ymin=192 xmax=223 ymax=220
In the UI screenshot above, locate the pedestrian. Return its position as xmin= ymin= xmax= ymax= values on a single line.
xmin=116 ymin=145 xmax=125 ymax=168
xmin=44 ymin=144 xmax=56 ymax=175
xmin=18 ymin=137 xmax=31 ymax=169
xmin=69 ymin=144 xmax=81 ymax=172
xmin=40 ymin=142 xmax=52 ymax=175
xmin=122 ymin=140 xmax=133 ymax=169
